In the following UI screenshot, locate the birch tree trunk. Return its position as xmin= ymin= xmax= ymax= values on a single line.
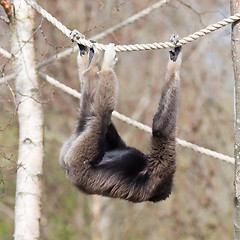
xmin=231 ymin=1 xmax=240 ymax=239
xmin=11 ymin=0 xmax=44 ymax=239
xmin=92 ymin=195 xmax=100 ymax=240
xmin=92 ymin=196 xmax=113 ymax=240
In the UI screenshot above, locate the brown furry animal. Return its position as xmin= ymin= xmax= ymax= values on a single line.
xmin=59 ymin=36 xmax=182 ymax=203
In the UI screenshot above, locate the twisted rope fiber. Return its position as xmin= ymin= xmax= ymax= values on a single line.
xmin=0 ymin=47 xmax=11 ymax=59
xmin=23 ymin=0 xmax=167 ymax=51
xmin=39 ymin=71 xmax=235 ymax=164
xmin=24 ymin=0 xmax=240 ymax=52
xmin=30 ymin=0 xmax=168 ymax=66
xmin=0 ymin=0 xmax=168 ymax=74
xmin=88 ymin=0 xmax=168 ymax=41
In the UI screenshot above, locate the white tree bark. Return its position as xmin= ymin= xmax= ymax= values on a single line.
xmin=92 ymin=196 xmax=113 ymax=240
xmin=231 ymin=1 xmax=240 ymax=239
xmin=11 ymin=0 xmax=44 ymax=239
xmin=92 ymin=195 xmax=100 ymax=240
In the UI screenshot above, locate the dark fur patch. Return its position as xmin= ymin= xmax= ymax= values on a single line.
xmin=59 ymin=45 xmax=181 ymax=203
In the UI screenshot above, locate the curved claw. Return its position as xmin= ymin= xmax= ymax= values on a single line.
xmin=88 ymin=40 xmax=97 ymax=65
xmin=87 ymin=47 xmax=95 ymax=68
xmin=170 ymin=34 xmax=180 ymax=45
xmin=88 ymin=41 xmax=101 ymax=69
xmin=169 ymin=47 xmax=181 ymax=62
xmin=78 ymin=44 xmax=87 ymax=56
xmin=70 ymin=29 xmax=85 ymax=42
xmin=77 ymin=40 xmax=99 ymax=70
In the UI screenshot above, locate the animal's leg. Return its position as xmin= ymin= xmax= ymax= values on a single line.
xmin=60 ymin=42 xmax=100 ymax=172
xmin=152 ymin=34 xmax=182 ymax=139
xmin=76 ymin=43 xmax=100 ymax=133
xmin=93 ymin=43 xmax=118 ymax=124
xmin=62 ymin=44 xmax=119 ymax=185
xmin=169 ymin=34 xmax=181 ymax=62
xmin=147 ymin=35 xmax=182 ymax=201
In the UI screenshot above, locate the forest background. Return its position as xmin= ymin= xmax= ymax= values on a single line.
xmin=0 ymin=0 xmax=234 ymax=239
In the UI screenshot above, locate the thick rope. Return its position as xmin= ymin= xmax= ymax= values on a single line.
xmin=4 ymin=0 xmax=167 ymax=71
xmin=89 ymin=0 xmax=169 ymax=40
xmin=0 ymin=72 xmax=15 ymax=84
xmin=0 ymin=47 xmax=13 ymax=84
xmin=24 ymin=0 xmax=240 ymax=52
xmin=24 ymin=0 xmax=168 ymax=51
xmin=39 ymin=71 xmax=235 ymax=164
xmin=0 ymin=0 xmax=168 ymax=82
xmin=0 ymin=47 xmax=11 ymax=59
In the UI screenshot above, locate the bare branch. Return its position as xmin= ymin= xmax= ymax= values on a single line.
xmin=0 ymin=0 xmax=13 ymax=22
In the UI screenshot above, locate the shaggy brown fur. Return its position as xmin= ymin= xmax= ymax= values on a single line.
xmin=59 ymin=39 xmax=182 ymax=203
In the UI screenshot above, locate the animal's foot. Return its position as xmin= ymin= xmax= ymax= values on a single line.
xmin=77 ymin=41 xmax=100 ymax=73
xmin=101 ymin=43 xmax=118 ymax=70
xmin=70 ymin=29 xmax=85 ymax=42
xmin=169 ymin=34 xmax=181 ymax=62
xmin=170 ymin=34 xmax=180 ymax=45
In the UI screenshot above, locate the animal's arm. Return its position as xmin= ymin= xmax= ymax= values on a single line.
xmin=147 ymin=40 xmax=182 ymax=201
xmin=60 ymin=36 xmax=181 ymax=203
xmin=59 ymin=44 xmax=119 ymax=186
xmin=76 ymin=46 xmax=99 ymax=133
xmin=99 ymin=39 xmax=182 ymax=202
xmin=80 ymin=42 xmax=182 ymax=203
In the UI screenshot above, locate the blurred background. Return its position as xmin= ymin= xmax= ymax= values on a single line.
xmin=0 ymin=0 xmax=235 ymax=239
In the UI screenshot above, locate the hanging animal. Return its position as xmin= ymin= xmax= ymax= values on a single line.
xmin=59 ymin=35 xmax=182 ymax=203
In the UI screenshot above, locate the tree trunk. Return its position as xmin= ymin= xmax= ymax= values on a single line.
xmin=92 ymin=195 xmax=100 ymax=240
xmin=92 ymin=196 xmax=113 ymax=240
xmin=231 ymin=1 xmax=240 ymax=239
xmin=11 ymin=0 xmax=44 ymax=239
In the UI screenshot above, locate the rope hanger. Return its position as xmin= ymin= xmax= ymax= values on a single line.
xmin=24 ymin=0 xmax=240 ymax=52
